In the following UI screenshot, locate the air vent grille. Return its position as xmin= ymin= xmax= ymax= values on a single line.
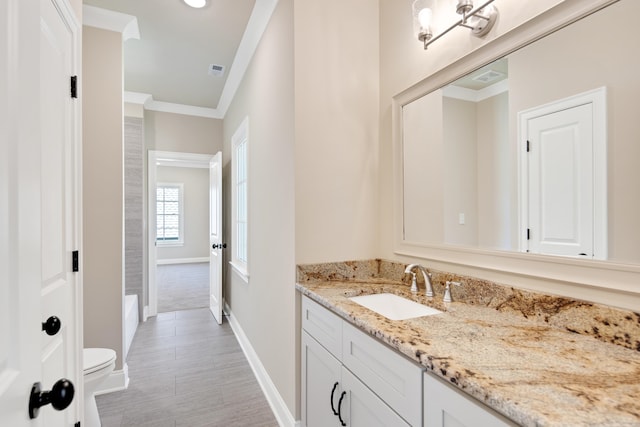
xmin=208 ymin=64 xmax=225 ymax=77
xmin=472 ymin=69 xmax=505 ymax=84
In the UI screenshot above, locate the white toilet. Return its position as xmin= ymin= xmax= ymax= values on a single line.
xmin=83 ymin=348 xmax=116 ymax=427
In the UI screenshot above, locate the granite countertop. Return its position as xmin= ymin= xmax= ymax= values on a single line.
xmin=296 ymin=261 xmax=640 ymax=427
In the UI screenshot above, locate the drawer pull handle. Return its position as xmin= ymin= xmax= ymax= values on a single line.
xmin=330 ymin=382 xmax=339 ymax=415
xmin=337 ymin=391 xmax=347 ymax=426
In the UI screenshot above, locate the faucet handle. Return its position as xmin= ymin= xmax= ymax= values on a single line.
xmin=443 ymin=281 xmax=461 ymax=303
xmin=410 ymin=272 xmax=418 ymax=293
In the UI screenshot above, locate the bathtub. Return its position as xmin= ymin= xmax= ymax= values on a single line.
xmin=124 ymin=294 xmax=139 ymax=358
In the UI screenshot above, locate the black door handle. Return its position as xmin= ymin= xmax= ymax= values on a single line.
xmin=29 ymin=379 xmax=75 ymax=419
xmin=42 ymin=316 xmax=61 ymax=336
xmin=212 ymin=243 xmax=227 ymax=249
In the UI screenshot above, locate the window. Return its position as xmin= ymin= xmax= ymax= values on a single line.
xmin=156 ymin=183 xmax=184 ymax=246
xmin=231 ymin=118 xmax=249 ymax=281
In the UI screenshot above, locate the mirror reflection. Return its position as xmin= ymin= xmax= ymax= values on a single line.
xmin=401 ymin=0 xmax=640 ymax=265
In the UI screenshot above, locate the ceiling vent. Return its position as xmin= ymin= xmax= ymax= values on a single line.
xmin=472 ymin=69 xmax=505 ymax=84
xmin=208 ymin=64 xmax=225 ymax=77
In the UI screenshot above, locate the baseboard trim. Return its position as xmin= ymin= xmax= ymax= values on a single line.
xmin=156 ymin=257 xmax=208 ymax=265
xmin=95 ymin=363 xmax=129 ymax=396
xmin=225 ymin=302 xmax=299 ymax=427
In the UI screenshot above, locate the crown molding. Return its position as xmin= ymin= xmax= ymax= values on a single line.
xmin=124 ymin=91 xmax=221 ymax=119
xmin=216 ymin=0 xmax=279 ymax=117
xmin=83 ymin=5 xmax=140 ymax=41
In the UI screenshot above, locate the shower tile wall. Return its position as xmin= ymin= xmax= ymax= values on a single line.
xmin=125 ymin=116 xmax=144 ymax=319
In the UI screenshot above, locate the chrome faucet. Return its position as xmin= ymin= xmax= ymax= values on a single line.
xmin=403 ymin=264 xmax=434 ymax=297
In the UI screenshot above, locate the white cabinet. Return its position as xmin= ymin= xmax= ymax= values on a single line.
xmin=341 ymin=365 xmax=410 ymax=427
xmin=424 ymin=373 xmax=516 ymax=427
xmin=301 ymin=331 xmax=343 ymax=427
xmin=302 ymin=331 xmax=410 ymax=427
xmin=302 ymin=296 xmax=419 ymax=427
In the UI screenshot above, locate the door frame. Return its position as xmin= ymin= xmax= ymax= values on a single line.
xmin=517 ymin=86 xmax=607 ymax=259
xmin=147 ymin=150 xmax=216 ymax=318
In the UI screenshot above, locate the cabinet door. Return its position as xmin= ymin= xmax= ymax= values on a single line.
xmin=341 ymin=368 xmax=411 ymax=427
xmin=342 ymin=321 xmax=423 ymax=426
xmin=302 ymin=331 xmax=342 ymax=427
xmin=424 ymin=374 xmax=515 ymax=427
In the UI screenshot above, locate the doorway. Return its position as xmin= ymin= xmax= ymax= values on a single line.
xmin=147 ymin=151 xmax=223 ymax=321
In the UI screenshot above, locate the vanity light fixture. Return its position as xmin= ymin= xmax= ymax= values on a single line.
xmin=412 ymin=0 xmax=499 ymax=50
xmin=183 ymin=0 xmax=207 ymax=8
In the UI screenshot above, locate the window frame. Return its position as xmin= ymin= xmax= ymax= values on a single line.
xmin=230 ymin=117 xmax=249 ymax=282
xmin=156 ymin=182 xmax=184 ymax=247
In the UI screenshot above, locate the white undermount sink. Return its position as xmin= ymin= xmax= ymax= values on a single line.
xmin=349 ymin=293 xmax=442 ymax=321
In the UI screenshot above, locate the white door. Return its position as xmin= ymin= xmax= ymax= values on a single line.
xmin=209 ymin=151 xmax=224 ymax=324
xmin=0 ymin=0 xmax=81 ymax=425
xmin=526 ymin=103 xmax=594 ymax=257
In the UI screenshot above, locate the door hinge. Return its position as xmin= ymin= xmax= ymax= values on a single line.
xmin=72 ymin=250 xmax=79 ymax=272
xmin=526 ymin=140 xmax=530 ymax=152
xmin=527 ymin=229 xmax=530 ymax=240
xmin=70 ymin=75 xmax=78 ymax=99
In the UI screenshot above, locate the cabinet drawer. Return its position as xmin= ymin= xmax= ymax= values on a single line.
xmin=302 ymin=296 xmax=343 ymax=359
xmin=342 ymin=321 xmax=423 ymax=427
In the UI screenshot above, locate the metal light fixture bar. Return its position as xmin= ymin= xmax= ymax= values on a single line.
xmin=422 ymin=0 xmax=498 ymax=50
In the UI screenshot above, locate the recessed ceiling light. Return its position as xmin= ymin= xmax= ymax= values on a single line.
xmin=183 ymin=0 xmax=206 ymax=8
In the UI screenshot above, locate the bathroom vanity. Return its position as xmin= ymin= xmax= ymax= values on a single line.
xmin=297 ymin=260 xmax=640 ymax=426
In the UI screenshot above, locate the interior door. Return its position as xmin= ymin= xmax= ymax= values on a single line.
xmin=209 ymin=151 xmax=224 ymax=324
xmin=0 ymin=0 xmax=80 ymax=425
xmin=0 ymin=2 xmax=42 ymax=424
xmin=39 ymin=0 xmax=81 ymax=424
xmin=526 ymin=103 xmax=593 ymax=257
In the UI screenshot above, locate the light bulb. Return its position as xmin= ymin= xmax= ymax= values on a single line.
xmin=183 ymin=0 xmax=206 ymax=8
xmin=418 ymin=8 xmax=432 ymax=30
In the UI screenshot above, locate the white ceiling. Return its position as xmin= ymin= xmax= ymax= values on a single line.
xmin=83 ymin=0 xmax=264 ymax=118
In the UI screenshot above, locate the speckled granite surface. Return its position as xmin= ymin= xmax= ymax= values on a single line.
xmin=296 ymin=259 xmax=640 ymax=427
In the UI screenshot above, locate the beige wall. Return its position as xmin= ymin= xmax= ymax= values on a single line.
xmin=294 ymin=0 xmax=380 ymax=264
xmin=145 ymin=110 xmax=222 ymax=154
xmin=476 ymin=92 xmax=510 ymax=250
xmin=443 ymin=97 xmax=477 ymax=246
xmin=82 ymin=26 xmax=124 ymax=369
xmin=223 ymin=0 xmax=297 ymax=417
xmin=403 ymin=91 xmax=444 ymax=244
xmin=156 ymin=166 xmax=209 ymax=261
xmin=124 ymin=102 xmax=144 ymax=118
xmin=378 ymin=0 xmax=640 ymax=310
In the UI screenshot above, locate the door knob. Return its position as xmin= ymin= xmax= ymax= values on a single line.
xmin=29 ymin=379 xmax=75 ymax=419
xmin=42 ymin=316 xmax=61 ymax=336
xmin=212 ymin=243 xmax=227 ymax=249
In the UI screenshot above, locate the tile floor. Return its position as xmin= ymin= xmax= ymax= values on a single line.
xmin=157 ymin=263 xmax=210 ymax=313
xmin=96 ymin=308 xmax=278 ymax=426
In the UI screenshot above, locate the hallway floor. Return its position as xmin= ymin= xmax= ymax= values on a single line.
xmin=157 ymin=262 xmax=209 ymax=313
xmin=96 ymin=308 xmax=278 ymax=426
